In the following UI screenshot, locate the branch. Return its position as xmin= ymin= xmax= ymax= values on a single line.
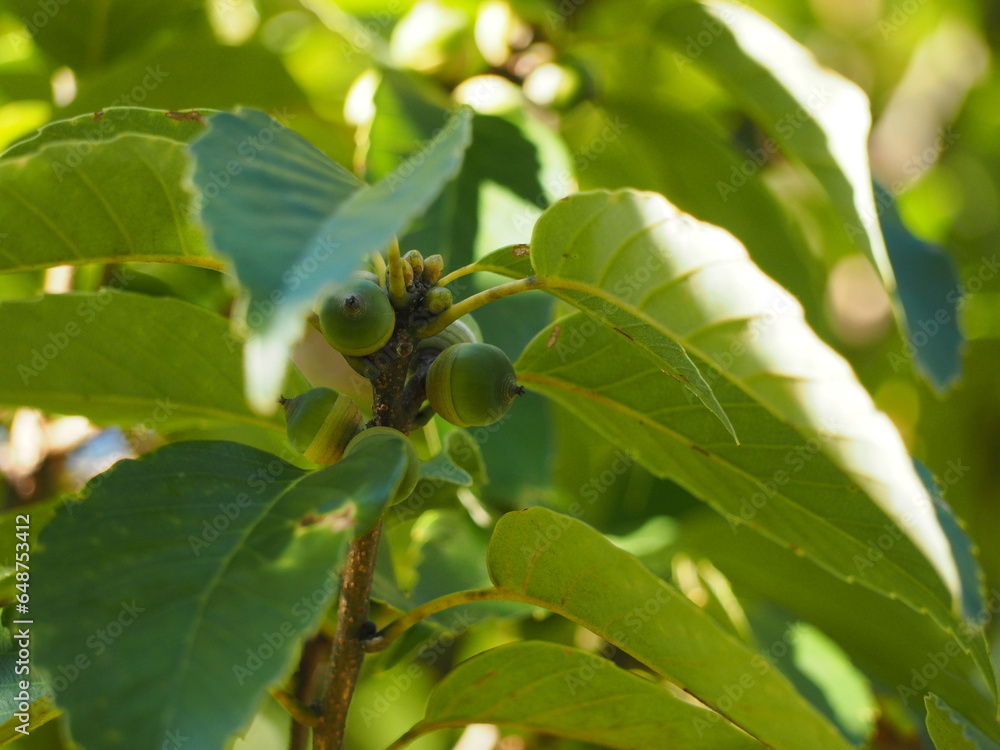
xmin=313 ymin=320 xmax=414 ymax=749
xmin=313 ymin=525 xmax=383 ymax=749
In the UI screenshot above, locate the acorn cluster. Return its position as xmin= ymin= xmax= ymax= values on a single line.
xmin=281 ymin=249 xmax=523 ymax=482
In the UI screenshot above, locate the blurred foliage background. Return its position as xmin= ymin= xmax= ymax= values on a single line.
xmin=0 ymin=0 xmax=998 ymax=748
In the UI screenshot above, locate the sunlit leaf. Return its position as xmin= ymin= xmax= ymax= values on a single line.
xmin=0 ymin=293 xmax=306 ymax=455
xmin=516 ymin=310 xmax=991 ymax=685
xmin=655 ymin=1 xmax=893 ymax=296
xmin=486 ymin=508 xmax=853 ymax=750
xmin=2 ymin=106 xmax=216 ymax=159
xmin=527 ymin=191 xmax=736 ymax=439
xmin=680 ymin=510 xmax=999 ymax=739
xmin=0 ymin=135 xmax=214 ymax=274
xmin=396 ymin=641 xmax=765 ymax=749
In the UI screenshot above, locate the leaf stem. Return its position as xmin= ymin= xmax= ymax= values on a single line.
xmin=363 ymin=588 xmax=521 ymax=651
xmin=417 ymin=277 xmax=543 ymax=338
xmin=435 ymin=262 xmax=479 ymax=288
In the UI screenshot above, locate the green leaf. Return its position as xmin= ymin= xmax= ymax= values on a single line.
xmin=680 ymin=509 xmax=1000 ymax=743
xmin=487 ymin=508 xmax=854 ymax=750
xmin=779 ymin=623 xmax=876 ymax=745
xmin=879 ymin=184 xmax=964 ymax=392
xmin=453 ymin=244 xmax=534 ymax=282
xmin=926 ymin=694 xmax=1000 ymax=749
xmin=32 ymin=439 xmax=402 ymax=750
xmin=395 ymin=641 xmax=766 ymax=749
xmin=916 ymin=460 xmax=985 ymax=622
xmin=2 ymin=107 xmax=217 ymax=159
xmin=0 ymin=134 xmax=215 ymax=274
xmin=528 ymin=190 xmax=735 ymax=440
xmin=655 ymin=1 xmax=894 ymax=295
xmin=0 ymin=293 xmax=306 ymax=454
xmin=522 ymin=189 xmax=963 ymax=613
xmin=516 ymin=311 xmax=990 ymax=689
xmin=189 ymin=107 xmax=473 ymax=412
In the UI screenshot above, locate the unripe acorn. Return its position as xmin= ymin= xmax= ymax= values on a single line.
xmin=343 ymin=427 xmax=420 ymax=504
xmin=427 ymin=343 xmax=523 ymax=427
xmin=351 ymin=269 xmax=379 ymax=284
xmin=416 ymin=316 xmax=481 ymax=355
xmin=422 ymin=254 xmax=444 ymax=284
xmin=424 ymin=286 xmax=453 ymax=315
xmin=319 ymin=279 xmax=395 ymax=356
xmin=281 ymin=387 xmax=363 ymax=464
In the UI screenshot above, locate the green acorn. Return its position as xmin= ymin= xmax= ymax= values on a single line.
xmin=281 ymin=387 xmax=363 ymax=464
xmin=416 ymin=316 xmax=481 ymax=355
xmin=427 ymin=342 xmax=522 ymax=427
xmin=319 ymin=279 xmax=395 ymax=356
xmin=343 ymin=427 xmax=420 ymax=504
